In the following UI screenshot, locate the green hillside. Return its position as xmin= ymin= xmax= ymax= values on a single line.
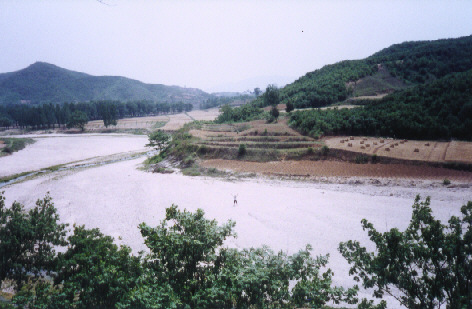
xmin=0 ymin=62 xmax=211 ymax=105
xmin=256 ymin=35 xmax=472 ymax=108
xmin=289 ymin=69 xmax=472 ymax=141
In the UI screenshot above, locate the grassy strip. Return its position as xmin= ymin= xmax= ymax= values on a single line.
xmin=0 ymin=137 xmax=35 ymax=156
xmin=0 ymin=164 xmax=68 ymax=184
xmin=0 ymin=171 xmax=33 ymax=184
xmin=153 ymin=121 xmax=168 ymax=129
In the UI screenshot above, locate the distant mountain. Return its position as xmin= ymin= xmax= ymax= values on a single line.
xmin=0 ymin=62 xmax=211 ymax=105
xmin=255 ymin=35 xmax=472 ymax=108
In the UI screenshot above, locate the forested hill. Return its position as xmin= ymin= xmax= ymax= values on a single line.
xmin=0 ymin=62 xmax=211 ymax=105
xmin=289 ymin=69 xmax=472 ymax=141
xmin=257 ymin=35 xmax=472 ymax=108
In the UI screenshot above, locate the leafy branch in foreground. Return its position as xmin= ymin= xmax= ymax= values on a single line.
xmin=0 ymin=193 xmax=359 ymax=309
xmin=339 ymin=196 xmax=472 ymax=309
xmin=0 ymin=192 xmax=67 ymax=290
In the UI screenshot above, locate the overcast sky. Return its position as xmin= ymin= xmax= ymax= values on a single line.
xmin=1 ymin=0 xmax=471 ymax=92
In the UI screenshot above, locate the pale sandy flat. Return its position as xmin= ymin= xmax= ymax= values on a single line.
xmin=0 ymin=134 xmax=148 ymax=177
xmin=2 ymin=133 xmax=471 ymax=308
xmin=3 ymin=156 xmax=471 ymax=308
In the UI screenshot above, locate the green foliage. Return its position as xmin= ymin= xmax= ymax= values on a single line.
xmin=0 ymin=192 xmax=67 ymax=290
xmin=290 ymin=69 xmax=472 ymax=140
xmin=146 ymin=130 xmax=171 ymax=152
xmin=98 ymin=101 xmax=118 ymax=128
xmin=270 ymin=105 xmax=280 ymax=122
xmin=263 ymin=84 xmax=280 ymax=107
xmin=321 ymin=145 xmax=330 ymax=156
xmin=66 ymin=110 xmax=88 ymax=131
xmin=371 ymin=154 xmax=378 ymax=164
xmin=354 ymin=155 xmax=369 ymax=164
xmin=339 ymin=196 xmax=472 ymax=309
xmin=1 ymin=194 xmax=364 ymax=309
xmin=51 ymin=226 xmax=142 ymax=308
xmin=200 ymin=94 xmax=253 ymax=110
xmin=253 ymin=35 xmax=472 ymax=111
xmin=0 ymin=138 xmax=34 ymax=155
xmin=442 ymin=178 xmax=451 ymax=186
xmin=138 ymin=205 xmax=236 ymax=308
xmin=285 ymin=99 xmax=295 ymax=113
xmin=0 ymin=100 xmax=192 ymax=131
xmin=274 ymin=60 xmax=376 ymax=108
xmin=369 ymin=35 xmax=472 ymax=84
xmin=215 ymin=103 xmax=263 ymax=123
xmin=238 ymin=143 xmax=247 ymax=157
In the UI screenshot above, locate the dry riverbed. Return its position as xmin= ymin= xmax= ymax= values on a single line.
xmin=1 ymin=129 xmax=471 ymax=308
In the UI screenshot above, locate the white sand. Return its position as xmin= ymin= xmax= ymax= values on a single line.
xmin=2 ymin=133 xmax=470 ymax=308
xmin=0 ymin=134 xmax=147 ymax=177
xmin=3 ymin=159 xmax=470 ymax=308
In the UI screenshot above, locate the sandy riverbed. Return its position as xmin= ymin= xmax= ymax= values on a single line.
xmin=1 ymin=132 xmax=471 ymax=308
xmin=2 ymin=157 xmax=471 ymax=307
xmin=0 ymin=134 xmax=148 ymax=177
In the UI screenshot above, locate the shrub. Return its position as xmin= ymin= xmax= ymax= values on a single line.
xmin=321 ymin=145 xmax=329 ymax=156
xmin=355 ymin=154 xmax=369 ymax=164
xmin=238 ymin=144 xmax=247 ymax=157
xmin=306 ymin=147 xmax=314 ymax=155
xmin=443 ymin=178 xmax=451 ymax=185
xmin=371 ymin=154 xmax=378 ymax=163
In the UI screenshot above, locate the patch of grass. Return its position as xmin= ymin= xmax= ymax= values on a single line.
xmin=153 ymin=167 xmax=174 ymax=174
xmin=0 ymin=171 xmax=33 ymax=184
xmin=182 ymin=166 xmax=201 ymax=176
xmin=0 ymin=137 xmax=35 ymax=156
xmin=153 ymin=121 xmax=168 ymax=129
xmin=144 ymin=153 xmax=165 ymax=165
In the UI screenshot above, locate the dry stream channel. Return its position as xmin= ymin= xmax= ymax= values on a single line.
xmin=1 ymin=132 xmax=471 ymax=308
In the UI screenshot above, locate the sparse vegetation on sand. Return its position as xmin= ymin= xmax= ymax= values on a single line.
xmin=0 ymin=138 xmax=35 ymax=156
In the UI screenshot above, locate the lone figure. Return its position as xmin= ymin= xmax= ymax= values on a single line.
xmin=232 ymin=194 xmax=238 ymax=206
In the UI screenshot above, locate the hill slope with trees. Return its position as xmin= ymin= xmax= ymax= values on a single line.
xmin=0 ymin=62 xmax=211 ymax=105
xmin=255 ymin=35 xmax=472 ymax=109
xmin=289 ymin=69 xmax=472 ymax=140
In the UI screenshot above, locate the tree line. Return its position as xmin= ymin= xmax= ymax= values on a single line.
xmin=200 ymin=94 xmax=254 ymax=110
xmin=0 ymin=100 xmax=193 ymax=129
xmin=1 ymin=192 xmax=470 ymax=308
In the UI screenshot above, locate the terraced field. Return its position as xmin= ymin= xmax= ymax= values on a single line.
xmin=190 ymin=119 xmax=322 ymax=159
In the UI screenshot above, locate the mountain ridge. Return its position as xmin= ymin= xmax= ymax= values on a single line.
xmin=0 ymin=62 xmax=211 ymax=105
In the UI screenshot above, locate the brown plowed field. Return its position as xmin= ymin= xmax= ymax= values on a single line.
xmin=201 ymin=159 xmax=472 ymax=181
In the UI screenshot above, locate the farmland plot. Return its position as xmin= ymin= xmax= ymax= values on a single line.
xmin=325 ymin=136 xmax=472 ymax=164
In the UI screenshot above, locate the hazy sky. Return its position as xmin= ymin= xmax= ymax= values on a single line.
xmin=1 ymin=0 xmax=471 ymax=92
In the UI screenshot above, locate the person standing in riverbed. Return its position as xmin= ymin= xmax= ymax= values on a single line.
xmin=232 ymin=193 xmax=238 ymax=206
